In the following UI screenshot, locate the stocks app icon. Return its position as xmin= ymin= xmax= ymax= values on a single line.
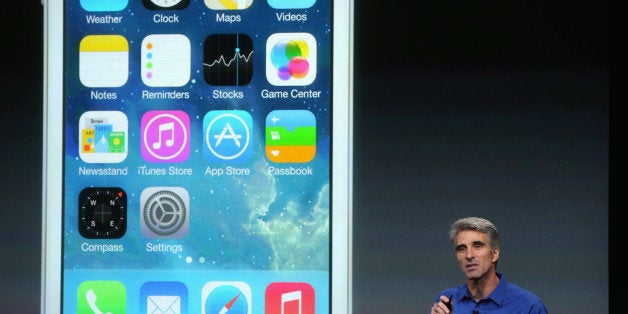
xmin=203 ymin=34 xmax=254 ymax=86
xmin=266 ymin=33 xmax=317 ymax=86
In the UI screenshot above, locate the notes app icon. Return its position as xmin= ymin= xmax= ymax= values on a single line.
xmin=79 ymin=35 xmax=129 ymax=87
xmin=266 ymin=110 xmax=316 ymax=163
xmin=265 ymin=282 xmax=315 ymax=314
xmin=141 ymin=110 xmax=190 ymax=163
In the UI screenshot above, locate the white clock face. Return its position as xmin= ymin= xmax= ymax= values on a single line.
xmin=151 ymin=0 xmax=184 ymax=7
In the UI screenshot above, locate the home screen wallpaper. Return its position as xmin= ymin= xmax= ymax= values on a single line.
xmin=62 ymin=0 xmax=332 ymax=312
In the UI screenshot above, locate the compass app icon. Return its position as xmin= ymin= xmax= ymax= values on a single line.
xmin=203 ymin=110 xmax=252 ymax=163
xmin=202 ymin=282 xmax=251 ymax=314
xmin=140 ymin=187 xmax=189 ymax=239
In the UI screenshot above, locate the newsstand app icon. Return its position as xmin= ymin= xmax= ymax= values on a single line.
xmin=265 ymin=282 xmax=315 ymax=314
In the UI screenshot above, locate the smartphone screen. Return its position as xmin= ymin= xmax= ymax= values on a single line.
xmin=42 ymin=0 xmax=352 ymax=312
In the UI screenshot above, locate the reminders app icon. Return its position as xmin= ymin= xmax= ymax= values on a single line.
xmin=140 ymin=281 xmax=188 ymax=314
xmin=266 ymin=33 xmax=317 ymax=86
xmin=141 ymin=34 xmax=191 ymax=87
xmin=79 ymin=35 xmax=129 ymax=87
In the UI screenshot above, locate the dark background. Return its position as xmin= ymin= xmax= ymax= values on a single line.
xmin=1 ymin=0 xmax=608 ymax=313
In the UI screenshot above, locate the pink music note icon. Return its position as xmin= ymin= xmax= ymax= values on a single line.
xmin=281 ymin=290 xmax=302 ymax=314
xmin=152 ymin=122 xmax=175 ymax=149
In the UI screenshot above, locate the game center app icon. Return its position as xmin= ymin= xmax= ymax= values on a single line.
xmin=141 ymin=34 xmax=191 ymax=87
xmin=77 ymin=281 xmax=126 ymax=314
xmin=267 ymin=0 xmax=315 ymax=9
xmin=265 ymin=282 xmax=315 ymax=314
xmin=202 ymin=282 xmax=251 ymax=314
xmin=140 ymin=187 xmax=189 ymax=239
xmin=204 ymin=0 xmax=253 ymax=10
xmin=265 ymin=110 xmax=316 ymax=163
xmin=141 ymin=110 xmax=190 ymax=162
xmin=203 ymin=110 xmax=253 ymax=163
xmin=79 ymin=111 xmax=128 ymax=163
xmin=140 ymin=281 xmax=188 ymax=314
xmin=266 ymin=33 xmax=317 ymax=86
xmin=79 ymin=35 xmax=129 ymax=88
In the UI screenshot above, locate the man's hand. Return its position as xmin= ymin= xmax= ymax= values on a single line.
xmin=430 ymin=295 xmax=453 ymax=314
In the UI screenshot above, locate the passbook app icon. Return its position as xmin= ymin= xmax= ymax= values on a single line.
xmin=141 ymin=34 xmax=191 ymax=87
xmin=265 ymin=282 xmax=315 ymax=314
xmin=140 ymin=281 xmax=188 ymax=314
xmin=265 ymin=110 xmax=316 ymax=163
xmin=79 ymin=35 xmax=129 ymax=87
xmin=141 ymin=110 xmax=190 ymax=162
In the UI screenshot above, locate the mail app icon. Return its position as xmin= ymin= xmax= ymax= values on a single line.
xmin=140 ymin=281 xmax=188 ymax=314
xmin=147 ymin=295 xmax=180 ymax=314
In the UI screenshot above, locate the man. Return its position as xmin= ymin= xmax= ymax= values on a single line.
xmin=430 ymin=217 xmax=548 ymax=314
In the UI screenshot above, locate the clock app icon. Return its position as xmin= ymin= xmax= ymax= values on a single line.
xmin=78 ymin=187 xmax=127 ymax=239
xmin=142 ymin=0 xmax=190 ymax=10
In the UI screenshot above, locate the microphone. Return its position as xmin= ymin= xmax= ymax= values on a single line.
xmin=473 ymin=311 xmax=479 ymax=314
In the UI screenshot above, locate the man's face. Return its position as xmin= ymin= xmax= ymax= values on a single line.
xmin=453 ymin=230 xmax=499 ymax=280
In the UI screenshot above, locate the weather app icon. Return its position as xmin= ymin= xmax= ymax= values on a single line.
xmin=202 ymin=282 xmax=251 ymax=314
xmin=266 ymin=33 xmax=317 ymax=86
xmin=203 ymin=110 xmax=252 ymax=163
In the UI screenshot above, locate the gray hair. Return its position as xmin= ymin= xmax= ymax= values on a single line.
xmin=449 ymin=217 xmax=501 ymax=250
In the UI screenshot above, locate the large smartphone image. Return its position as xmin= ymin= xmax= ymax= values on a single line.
xmin=42 ymin=1 xmax=353 ymax=313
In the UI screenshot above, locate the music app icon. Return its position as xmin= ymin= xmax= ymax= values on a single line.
xmin=265 ymin=282 xmax=314 ymax=314
xmin=141 ymin=110 xmax=190 ymax=162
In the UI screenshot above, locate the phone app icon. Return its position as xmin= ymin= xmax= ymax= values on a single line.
xmin=202 ymin=282 xmax=251 ymax=314
xmin=265 ymin=282 xmax=315 ymax=314
xmin=78 ymin=187 xmax=127 ymax=239
xmin=79 ymin=35 xmax=129 ymax=87
xmin=203 ymin=34 xmax=254 ymax=86
xmin=80 ymin=0 xmax=128 ymax=11
xmin=203 ymin=110 xmax=253 ymax=163
xmin=267 ymin=0 xmax=315 ymax=9
xmin=140 ymin=187 xmax=189 ymax=239
xmin=142 ymin=0 xmax=190 ymax=10
xmin=141 ymin=110 xmax=190 ymax=162
xmin=140 ymin=281 xmax=188 ymax=314
xmin=79 ymin=111 xmax=128 ymax=163
xmin=266 ymin=33 xmax=317 ymax=86
xmin=265 ymin=110 xmax=316 ymax=163
xmin=77 ymin=281 xmax=126 ymax=314
xmin=141 ymin=34 xmax=191 ymax=87
xmin=204 ymin=0 xmax=253 ymax=10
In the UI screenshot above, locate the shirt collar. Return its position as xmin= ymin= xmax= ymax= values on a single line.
xmin=460 ymin=272 xmax=508 ymax=306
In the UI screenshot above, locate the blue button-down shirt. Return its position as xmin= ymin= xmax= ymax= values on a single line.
xmin=434 ymin=273 xmax=548 ymax=313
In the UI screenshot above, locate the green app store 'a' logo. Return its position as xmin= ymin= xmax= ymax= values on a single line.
xmin=77 ymin=281 xmax=126 ymax=314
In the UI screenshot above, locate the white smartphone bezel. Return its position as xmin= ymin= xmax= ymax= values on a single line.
xmin=41 ymin=0 xmax=353 ymax=313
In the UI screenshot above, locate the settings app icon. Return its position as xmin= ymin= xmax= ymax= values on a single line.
xmin=140 ymin=187 xmax=189 ymax=239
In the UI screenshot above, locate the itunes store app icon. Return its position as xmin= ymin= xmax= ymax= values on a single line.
xmin=141 ymin=110 xmax=190 ymax=162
